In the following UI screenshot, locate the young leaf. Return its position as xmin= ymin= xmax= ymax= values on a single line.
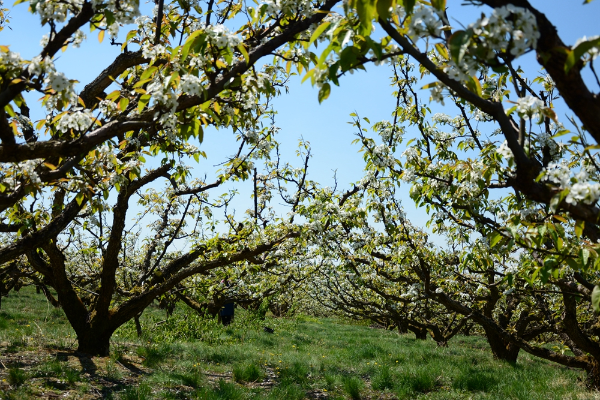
xmin=448 ymin=30 xmax=472 ymax=65
xmin=575 ymin=219 xmax=585 ymax=238
xmin=138 ymin=94 xmax=151 ymax=113
xmin=318 ymin=82 xmax=331 ymax=103
xmin=565 ymin=37 xmax=600 ymax=73
xmin=465 ymin=75 xmax=482 ymax=97
xmin=489 ymin=231 xmax=503 ymax=247
xmin=592 ymin=286 xmax=600 ymax=312
xmin=309 ymin=22 xmax=331 ymax=46
xmin=237 ymin=43 xmax=250 ymax=64
xmin=403 ymin=0 xmax=416 ymax=14
xmin=431 ymin=0 xmax=446 ymax=11
xmin=356 ymin=0 xmax=376 ymax=35
xmin=376 ymin=0 xmax=394 ymax=21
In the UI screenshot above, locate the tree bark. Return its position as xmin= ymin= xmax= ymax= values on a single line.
xmin=396 ymin=319 xmax=408 ymax=334
xmin=586 ymin=359 xmax=600 ymax=390
xmin=409 ymin=326 xmax=427 ymax=340
xmin=76 ymin=329 xmax=113 ymax=357
xmin=134 ymin=313 xmax=143 ymax=338
xmin=483 ymin=326 xmax=520 ymax=363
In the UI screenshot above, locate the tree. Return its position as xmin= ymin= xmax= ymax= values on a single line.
xmin=0 ymin=0 xmax=350 ymax=354
xmin=0 ymin=0 xmax=340 ymax=264
xmin=19 ymin=131 xmax=320 ymax=354
xmin=303 ymin=0 xmax=600 ymax=381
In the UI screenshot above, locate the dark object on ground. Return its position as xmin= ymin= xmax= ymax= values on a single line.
xmin=263 ymin=326 xmax=274 ymax=334
xmin=220 ymin=302 xmax=235 ymax=326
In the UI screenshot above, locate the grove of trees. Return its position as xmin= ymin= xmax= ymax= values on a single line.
xmin=2 ymin=0 xmax=600 ymax=391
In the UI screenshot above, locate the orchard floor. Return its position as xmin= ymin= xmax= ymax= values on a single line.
xmin=0 ymin=288 xmax=596 ymax=400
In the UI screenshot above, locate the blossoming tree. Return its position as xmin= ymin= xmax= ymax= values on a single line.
xmin=347 ymin=53 xmax=600 ymax=385
xmin=0 ymin=0 xmax=357 ymax=354
xmin=0 ymin=0 xmax=344 ymax=264
xmin=270 ymin=0 xmax=600 ymax=385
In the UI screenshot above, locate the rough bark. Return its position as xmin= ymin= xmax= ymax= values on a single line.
xmin=482 ymin=326 xmax=520 ymax=363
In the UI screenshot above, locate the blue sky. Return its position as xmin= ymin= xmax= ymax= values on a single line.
xmin=2 ymin=0 xmax=600 ymax=236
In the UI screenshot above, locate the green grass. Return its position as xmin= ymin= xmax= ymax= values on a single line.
xmin=0 ymin=286 xmax=592 ymax=399
xmin=233 ymin=362 xmax=265 ymax=383
xmin=7 ymin=368 xmax=26 ymax=387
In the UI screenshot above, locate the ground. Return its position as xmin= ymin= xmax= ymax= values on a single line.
xmin=0 ymin=287 xmax=597 ymax=399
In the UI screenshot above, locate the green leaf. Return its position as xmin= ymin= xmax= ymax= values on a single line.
xmin=581 ymin=248 xmax=590 ymax=267
xmin=318 ymin=82 xmax=331 ymax=103
xmin=376 ymin=0 xmax=394 ymax=20
xmin=434 ymin=43 xmax=449 ymax=60
xmin=237 ymin=43 xmax=250 ymax=64
xmin=302 ymin=69 xmax=316 ymax=84
xmin=309 ymin=22 xmax=331 ymax=46
xmin=489 ymin=231 xmax=502 ymax=247
xmin=565 ymin=37 xmax=600 ymax=73
xmin=566 ymin=257 xmax=580 ymax=270
xmin=138 ymin=94 xmax=151 ymax=113
xmin=575 ymin=220 xmax=585 ymax=238
xmin=118 ymin=97 xmax=130 ymax=111
xmin=75 ymin=192 xmax=85 ymax=206
xmin=104 ymin=10 xmax=116 ymax=26
xmin=465 ymin=75 xmax=482 ymax=97
xmin=421 ymin=81 xmax=440 ymax=90
xmin=431 ymin=0 xmax=446 ymax=11
xmin=125 ymin=30 xmax=137 ymax=43
xmin=448 ymin=30 xmax=472 ymax=65
xmin=402 ymin=0 xmax=416 ymax=14
xmin=140 ymin=66 xmax=158 ymax=82
xmin=549 ymin=188 xmax=569 ymax=213
xmin=592 ymin=286 xmax=600 ymax=312
xmin=181 ymin=31 xmax=207 ymax=62
xmin=356 ymin=0 xmax=376 ymax=35
xmin=4 ymin=104 xmax=15 ymax=118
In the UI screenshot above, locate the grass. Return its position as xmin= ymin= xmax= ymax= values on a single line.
xmin=0 ymin=286 xmax=593 ymax=399
xmin=233 ymin=362 xmax=265 ymax=383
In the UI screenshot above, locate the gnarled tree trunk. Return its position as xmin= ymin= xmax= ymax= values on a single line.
xmin=483 ymin=326 xmax=520 ymax=363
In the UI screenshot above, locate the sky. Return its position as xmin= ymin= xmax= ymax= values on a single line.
xmin=2 ymin=0 xmax=600 ymax=242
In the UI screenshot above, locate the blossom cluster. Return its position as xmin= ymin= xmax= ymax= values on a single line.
xmin=180 ymin=74 xmax=204 ymax=97
xmin=56 ymin=109 xmax=95 ymax=134
xmin=544 ymin=162 xmax=600 ymax=205
xmin=205 ymin=24 xmax=241 ymax=49
xmin=371 ymin=144 xmax=395 ymax=168
xmin=1 ymin=159 xmax=43 ymax=189
xmin=261 ymin=0 xmax=315 ymax=17
xmin=496 ymin=140 xmax=513 ymax=160
xmin=469 ymin=5 xmax=540 ymax=59
xmin=515 ymin=95 xmax=545 ymax=121
xmin=407 ymin=6 xmax=445 ymax=41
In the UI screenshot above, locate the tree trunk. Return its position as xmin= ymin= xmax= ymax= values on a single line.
xmin=134 ymin=313 xmax=143 ymax=338
xmin=483 ymin=327 xmax=520 ymax=363
xmin=396 ymin=319 xmax=408 ymax=334
xmin=408 ymin=326 xmax=427 ymax=340
xmin=586 ymin=359 xmax=600 ymax=390
xmin=462 ymin=323 xmax=473 ymax=336
xmin=415 ymin=329 xmax=427 ymax=340
xmin=76 ymin=329 xmax=113 ymax=357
